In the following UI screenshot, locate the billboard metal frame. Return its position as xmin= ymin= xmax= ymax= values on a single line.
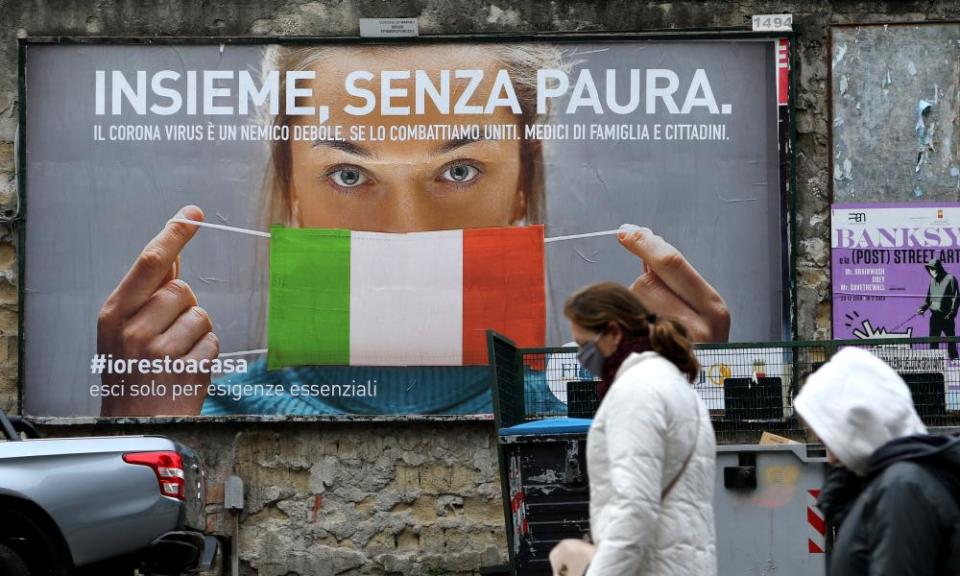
xmin=17 ymin=29 xmax=798 ymax=422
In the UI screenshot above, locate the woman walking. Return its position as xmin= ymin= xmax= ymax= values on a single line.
xmin=551 ymin=282 xmax=717 ymax=576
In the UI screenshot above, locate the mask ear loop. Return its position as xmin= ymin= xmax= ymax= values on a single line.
xmin=290 ymin=198 xmax=303 ymax=227
xmin=168 ymin=217 xmax=272 ymax=238
xmin=543 ymin=229 xmax=620 ymax=243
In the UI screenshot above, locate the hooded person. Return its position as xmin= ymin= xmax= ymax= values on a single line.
xmin=795 ymin=347 xmax=960 ymax=576
xmin=918 ymin=258 xmax=960 ymax=360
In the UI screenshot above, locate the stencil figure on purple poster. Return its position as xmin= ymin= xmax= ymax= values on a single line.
xmin=918 ymin=259 xmax=960 ymax=360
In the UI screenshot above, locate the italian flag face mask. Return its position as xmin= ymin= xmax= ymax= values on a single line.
xmin=266 ymin=225 xmax=546 ymax=369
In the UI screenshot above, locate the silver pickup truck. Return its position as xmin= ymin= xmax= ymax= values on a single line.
xmin=0 ymin=410 xmax=217 ymax=576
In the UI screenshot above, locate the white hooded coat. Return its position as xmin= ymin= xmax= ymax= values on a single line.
xmin=585 ymin=351 xmax=717 ymax=576
xmin=794 ymin=347 xmax=927 ymax=476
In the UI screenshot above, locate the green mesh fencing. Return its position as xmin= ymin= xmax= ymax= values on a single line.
xmin=489 ymin=333 xmax=960 ymax=444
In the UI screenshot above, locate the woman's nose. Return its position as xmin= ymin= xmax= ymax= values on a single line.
xmin=375 ymin=179 xmax=438 ymax=233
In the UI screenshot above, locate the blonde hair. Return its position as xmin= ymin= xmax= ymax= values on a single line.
xmin=256 ymin=43 xmax=564 ymax=229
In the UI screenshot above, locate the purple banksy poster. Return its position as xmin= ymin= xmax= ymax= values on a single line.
xmin=832 ymin=204 xmax=960 ymax=394
xmin=832 ymin=203 xmax=960 ymax=342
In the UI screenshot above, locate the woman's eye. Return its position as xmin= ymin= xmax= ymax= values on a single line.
xmin=439 ymin=163 xmax=481 ymax=184
xmin=328 ymin=166 xmax=368 ymax=188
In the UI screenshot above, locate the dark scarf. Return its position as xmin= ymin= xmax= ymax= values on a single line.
xmin=597 ymin=333 xmax=654 ymax=400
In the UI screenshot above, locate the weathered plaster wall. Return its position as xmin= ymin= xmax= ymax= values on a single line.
xmin=173 ymin=421 xmax=504 ymax=576
xmin=3 ymin=1 xmax=960 ymax=574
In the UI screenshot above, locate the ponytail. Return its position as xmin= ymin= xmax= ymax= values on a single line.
xmin=649 ymin=316 xmax=700 ymax=383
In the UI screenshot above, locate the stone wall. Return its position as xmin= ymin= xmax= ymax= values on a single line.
xmin=3 ymin=1 xmax=960 ymax=574
xmin=190 ymin=421 xmax=503 ymax=576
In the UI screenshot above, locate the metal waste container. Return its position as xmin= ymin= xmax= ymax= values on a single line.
xmin=497 ymin=417 xmax=592 ymax=576
xmin=715 ymin=444 xmax=827 ymax=575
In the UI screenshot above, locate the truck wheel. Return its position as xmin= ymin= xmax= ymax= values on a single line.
xmin=0 ymin=542 xmax=31 ymax=576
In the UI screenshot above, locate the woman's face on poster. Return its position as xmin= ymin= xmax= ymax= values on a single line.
xmin=288 ymin=46 xmax=526 ymax=232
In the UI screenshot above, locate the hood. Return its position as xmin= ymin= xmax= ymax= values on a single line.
xmin=870 ymin=433 xmax=960 ymax=482
xmin=794 ymin=347 xmax=927 ymax=476
xmin=926 ymin=258 xmax=946 ymax=275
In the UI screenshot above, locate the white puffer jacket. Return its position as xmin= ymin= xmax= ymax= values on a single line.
xmin=585 ymin=351 xmax=717 ymax=576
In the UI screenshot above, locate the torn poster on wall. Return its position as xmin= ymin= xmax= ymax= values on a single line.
xmin=831 ymin=23 xmax=960 ymax=201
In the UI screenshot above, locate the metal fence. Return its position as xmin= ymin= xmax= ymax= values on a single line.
xmin=488 ymin=332 xmax=960 ymax=444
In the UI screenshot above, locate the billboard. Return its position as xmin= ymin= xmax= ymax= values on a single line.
xmin=21 ymin=37 xmax=791 ymax=417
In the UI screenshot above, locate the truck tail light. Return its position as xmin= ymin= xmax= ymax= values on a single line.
xmin=123 ymin=451 xmax=186 ymax=501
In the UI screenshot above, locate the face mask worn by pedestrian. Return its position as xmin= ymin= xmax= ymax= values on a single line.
xmin=577 ymin=331 xmax=605 ymax=377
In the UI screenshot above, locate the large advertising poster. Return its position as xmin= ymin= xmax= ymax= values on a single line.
xmin=22 ymin=38 xmax=789 ymax=418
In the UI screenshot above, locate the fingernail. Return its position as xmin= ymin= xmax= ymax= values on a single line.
xmin=619 ymin=223 xmax=641 ymax=235
xmin=176 ymin=205 xmax=202 ymax=222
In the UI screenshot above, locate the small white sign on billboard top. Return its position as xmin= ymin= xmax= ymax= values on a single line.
xmin=359 ymin=18 xmax=419 ymax=38
xmin=752 ymin=14 xmax=793 ymax=32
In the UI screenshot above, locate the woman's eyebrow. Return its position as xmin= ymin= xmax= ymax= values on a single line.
xmin=434 ymin=136 xmax=490 ymax=155
xmin=312 ymin=139 xmax=374 ymax=158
